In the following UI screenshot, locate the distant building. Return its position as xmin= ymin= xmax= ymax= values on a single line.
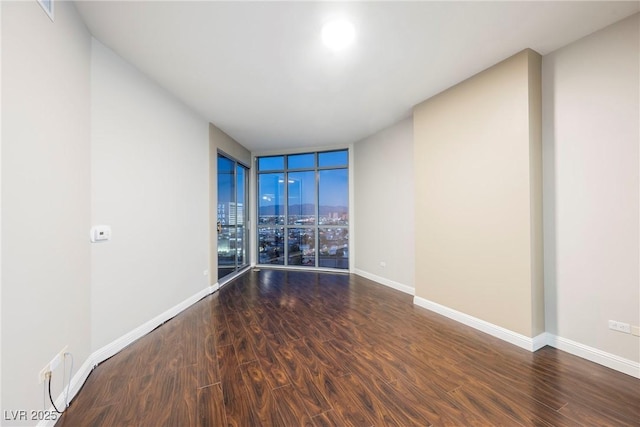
xmin=218 ymin=202 xmax=244 ymax=225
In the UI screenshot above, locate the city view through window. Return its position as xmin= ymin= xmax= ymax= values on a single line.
xmin=257 ymin=150 xmax=349 ymax=269
xmin=217 ymin=154 xmax=249 ymax=280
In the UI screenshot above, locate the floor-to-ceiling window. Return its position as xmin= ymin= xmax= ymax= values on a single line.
xmin=218 ymin=153 xmax=249 ymax=280
xmin=257 ymin=149 xmax=349 ymax=269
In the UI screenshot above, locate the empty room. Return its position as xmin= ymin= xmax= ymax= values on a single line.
xmin=1 ymin=1 xmax=639 ymax=426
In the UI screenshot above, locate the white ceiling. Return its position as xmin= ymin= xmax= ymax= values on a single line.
xmin=75 ymin=1 xmax=639 ymax=153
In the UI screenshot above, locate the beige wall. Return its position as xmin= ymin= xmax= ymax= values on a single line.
xmin=528 ymin=52 xmax=544 ymax=336
xmin=209 ymin=123 xmax=251 ymax=282
xmin=211 ymin=123 xmax=251 ymax=167
xmin=543 ymin=14 xmax=639 ymax=363
xmin=413 ymin=49 xmax=543 ymax=337
xmin=354 ymin=118 xmax=415 ymax=292
xmin=1 ymin=1 xmax=92 ymax=421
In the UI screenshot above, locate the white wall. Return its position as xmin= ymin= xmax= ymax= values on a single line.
xmin=91 ymin=39 xmax=209 ymax=350
xmin=1 ymin=1 xmax=4 ymax=417
xmin=354 ymin=118 xmax=415 ymax=294
xmin=1 ymin=1 xmax=92 ymax=423
xmin=2 ymin=7 xmax=213 ymax=418
xmin=543 ymin=14 xmax=639 ymax=363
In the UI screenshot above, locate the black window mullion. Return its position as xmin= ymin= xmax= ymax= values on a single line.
xmin=283 ymin=170 xmax=289 ymax=266
xmin=257 ymin=149 xmax=348 ymax=270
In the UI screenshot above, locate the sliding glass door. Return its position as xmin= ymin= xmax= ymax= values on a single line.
xmin=217 ymin=153 xmax=249 ymax=280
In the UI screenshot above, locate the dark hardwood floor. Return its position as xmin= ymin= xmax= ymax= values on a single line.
xmin=56 ymin=270 xmax=640 ymax=426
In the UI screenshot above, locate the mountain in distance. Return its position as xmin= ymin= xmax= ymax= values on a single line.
xmin=259 ymin=204 xmax=347 ymax=216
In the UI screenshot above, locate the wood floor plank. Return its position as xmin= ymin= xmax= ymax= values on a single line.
xmin=233 ymin=332 xmax=258 ymax=366
xmin=338 ymin=370 xmax=408 ymax=427
xmin=318 ymin=373 xmax=377 ymax=427
xmin=311 ymin=410 xmax=347 ymax=427
xmin=250 ymin=331 xmax=291 ymax=390
xmin=163 ymin=311 xmax=198 ymax=369
xmin=272 ymin=339 xmax=332 ymax=416
xmin=116 ymin=373 xmax=156 ymax=426
xmin=300 ymin=337 xmax=351 ymax=378
xmin=528 ymin=348 xmax=640 ymax=416
xmin=452 ymin=356 xmax=569 ymax=411
xmin=129 ymin=329 xmax=166 ymax=379
xmin=217 ymin=344 xmax=260 ymax=427
xmin=166 ymin=365 xmax=198 ymax=427
xmin=390 ymin=371 xmax=490 ymax=426
xmin=449 ymin=384 xmax=524 ymax=426
xmin=125 ymin=372 xmax=177 ymax=427
xmin=254 ymin=305 xmax=287 ymax=336
xmin=271 ymin=384 xmax=315 ymax=427
xmin=558 ymin=399 xmax=640 ymax=427
xmin=55 ymin=403 xmax=121 ymax=427
xmin=63 ymin=369 xmax=126 ymax=410
xmin=448 ymin=378 xmax=582 ymax=427
xmin=197 ymin=383 xmax=226 ymax=427
xmin=197 ymin=331 xmax=220 ymax=388
xmin=213 ymin=318 xmax=233 ymax=348
xmin=273 ymin=310 xmax=304 ymax=341
xmin=356 ymin=373 xmax=436 ymax=427
xmin=57 ymin=270 xmax=640 ymax=427
xmin=240 ymin=361 xmax=284 ymax=426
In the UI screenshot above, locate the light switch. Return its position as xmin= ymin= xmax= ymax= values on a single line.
xmin=90 ymin=225 xmax=111 ymax=243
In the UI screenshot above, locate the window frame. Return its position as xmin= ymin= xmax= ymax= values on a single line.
xmin=256 ymin=149 xmax=349 ymax=270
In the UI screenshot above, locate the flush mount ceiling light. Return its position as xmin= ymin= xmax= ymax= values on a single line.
xmin=321 ymin=19 xmax=355 ymax=51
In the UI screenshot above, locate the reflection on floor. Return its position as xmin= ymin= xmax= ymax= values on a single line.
xmin=56 ymin=270 xmax=640 ymax=426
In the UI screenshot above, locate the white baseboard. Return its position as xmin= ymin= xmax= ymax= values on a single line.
xmin=546 ymin=334 xmax=640 ymax=379
xmin=412 ymin=296 xmax=640 ymax=378
xmin=91 ymin=285 xmax=215 ymax=363
xmin=413 ymin=296 xmax=546 ymax=352
xmin=37 ymin=284 xmax=217 ymax=427
xmin=532 ymin=331 xmax=551 ymax=351
xmin=354 ymin=269 xmax=415 ymax=295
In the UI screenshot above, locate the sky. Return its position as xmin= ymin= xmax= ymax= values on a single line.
xmin=258 ymin=151 xmax=348 ymax=211
xmin=218 ymin=150 xmax=349 ymax=218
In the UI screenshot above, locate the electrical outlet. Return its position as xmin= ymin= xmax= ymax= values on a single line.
xmin=38 ymin=366 xmax=49 ymax=384
xmin=608 ymin=320 xmax=631 ymax=334
xmin=38 ymin=345 xmax=68 ymax=384
xmin=632 ymin=326 xmax=640 ymax=337
xmin=50 ymin=352 xmax=62 ymax=371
